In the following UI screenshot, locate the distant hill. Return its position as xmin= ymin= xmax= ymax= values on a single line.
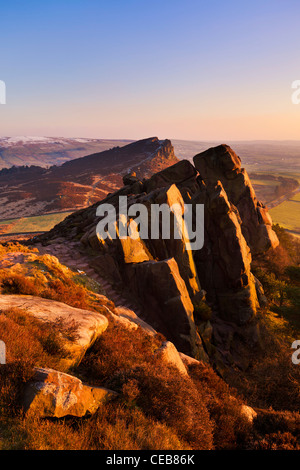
xmin=2 ymin=136 xmax=300 ymax=174
xmin=0 ymin=136 xmax=133 ymax=169
xmin=1 ymin=136 xmax=300 ymax=234
xmin=0 ymin=137 xmax=178 ymax=219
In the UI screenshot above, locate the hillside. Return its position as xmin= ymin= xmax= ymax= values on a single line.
xmin=0 ymin=136 xmax=133 ymax=169
xmin=1 ymin=143 xmax=300 ymax=450
xmin=0 ymin=137 xmax=178 ymax=220
xmin=0 ymin=138 xmax=299 ymax=238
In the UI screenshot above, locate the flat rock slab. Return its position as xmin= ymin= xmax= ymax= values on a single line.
xmin=0 ymin=294 xmax=108 ymax=366
xmin=114 ymin=306 xmax=157 ymax=335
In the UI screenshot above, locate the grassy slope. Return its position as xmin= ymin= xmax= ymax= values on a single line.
xmin=1 ymin=237 xmax=300 ymax=449
xmin=0 ymin=212 xmax=73 ymax=234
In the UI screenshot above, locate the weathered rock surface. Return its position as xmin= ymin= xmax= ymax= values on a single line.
xmin=106 ymin=305 xmax=157 ymax=335
xmin=240 ymin=404 xmax=257 ymax=424
xmin=0 ymin=295 xmax=108 ymax=367
xmin=179 ymin=352 xmax=201 ymax=367
xmin=126 ymin=258 xmax=206 ymax=358
xmin=144 ymin=159 xmax=198 ymax=193
xmin=155 ymin=341 xmax=188 ymax=376
xmin=33 ymin=144 xmax=279 ymax=368
xmin=23 ymin=367 xmax=117 ymax=418
xmin=193 ymin=144 xmax=279 ymax=254
xmin=192 ymin=181 xmax=259 ymax=325
xmin=142 ymin=183 xmax=201 ymax=297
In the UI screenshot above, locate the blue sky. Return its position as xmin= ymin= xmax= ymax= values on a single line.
xmin=1 ymin=0 xmax=300 ymax=140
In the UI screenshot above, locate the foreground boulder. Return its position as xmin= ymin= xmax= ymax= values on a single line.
xmin=155 ymin=341 xmax=188 ymax=376
xmin=0 ymin=295 xmax=108 ymax=368
xmin=23 ymin=368 xmax=117 ymax=418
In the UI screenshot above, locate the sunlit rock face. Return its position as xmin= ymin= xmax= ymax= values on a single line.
xmin=36 ymin=144 xmax=279 ymax=364
xmin=193 ymin=144 xmax=279 ymax=255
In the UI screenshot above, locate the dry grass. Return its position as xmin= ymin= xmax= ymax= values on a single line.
xmin=0 ymin=246 xmax=111 ymax=313
xmin=226 ymin=311 xmax=300 ymax=414
xmin=3 ymin=238 xmax=300 ymax=450
xmin=77 ymin=323 xmax=256 ymax=450
xmin=0 ymin=307 xmax=79 ymax=419
xmin=0 ymin=241 xmax=37 ymax=256
xmin=0 ymin=403 xmax=191 ymax=450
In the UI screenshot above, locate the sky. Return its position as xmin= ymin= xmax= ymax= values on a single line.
xmin=1 ymin=0 xmax=300 ymax=141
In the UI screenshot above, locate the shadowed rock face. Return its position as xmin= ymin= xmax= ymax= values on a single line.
xmin=125 ymin=258 xmax=204 ymax=358
xmin=190 ymin=181 xmax=259 ymax=325
xmin=36 ymin=144 xmax=279 ymax=365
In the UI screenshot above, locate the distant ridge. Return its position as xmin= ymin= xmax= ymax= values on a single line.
xmin=0 ymin=137 xmax=178 ymax=220
xmin=0 ymin=136 xmax=133 ymax=170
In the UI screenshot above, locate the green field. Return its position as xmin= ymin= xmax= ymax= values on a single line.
xmin=251 ymin=179 xmax=279 ymax=187
xmin=270 ymin=199 xmax=300 ymax=235
xmin=0 ymin=212 xmax=73 ymax=234
xmin=250 ymin=171 xmax=300 ymax=237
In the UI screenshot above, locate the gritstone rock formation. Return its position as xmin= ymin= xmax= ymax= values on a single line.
xmin=193 ymin=144 xmax=279 ymax=255
xmin=35 ymin=143 xmax=279 ymax=368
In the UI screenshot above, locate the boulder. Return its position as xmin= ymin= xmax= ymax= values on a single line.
xmin=228 ymin=395 xmax=257 ymax=424
xmin=23 ymin=367 xmax=117 ymax=418
xmin=179 ymin=352 xmax=201 ymax=367
xmin=107 ymin=305 xmax=157 ymax=335
xmin=155 ymin=341 xmax=188 ymax=376
xmin=240 ymin=404 xmax=257 ymax=424
xmin=0 ymin=295 xmax=108 ymax=368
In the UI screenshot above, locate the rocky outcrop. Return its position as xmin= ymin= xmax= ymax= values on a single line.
xmin=75 ymin=177 xmax=205 ymax=358
xmin=0 ymin=295 xmax=108 ymax=368
xmin=144 ymin=159 xmax=198 ymax=193
xmin=105 ymin=305 xmax=157 ymax=335
xmin=125 ymin=258 xmax=206 ymax=359
xmin=193 ymin=144 xmax=279 ymax=255
xmin=23 ymin=367 xmax=117 ymax=418
xmin=191 ymin=181 xmax=259 ymax=325
xmin=34 ymin=144 xmax=279 ymax=368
